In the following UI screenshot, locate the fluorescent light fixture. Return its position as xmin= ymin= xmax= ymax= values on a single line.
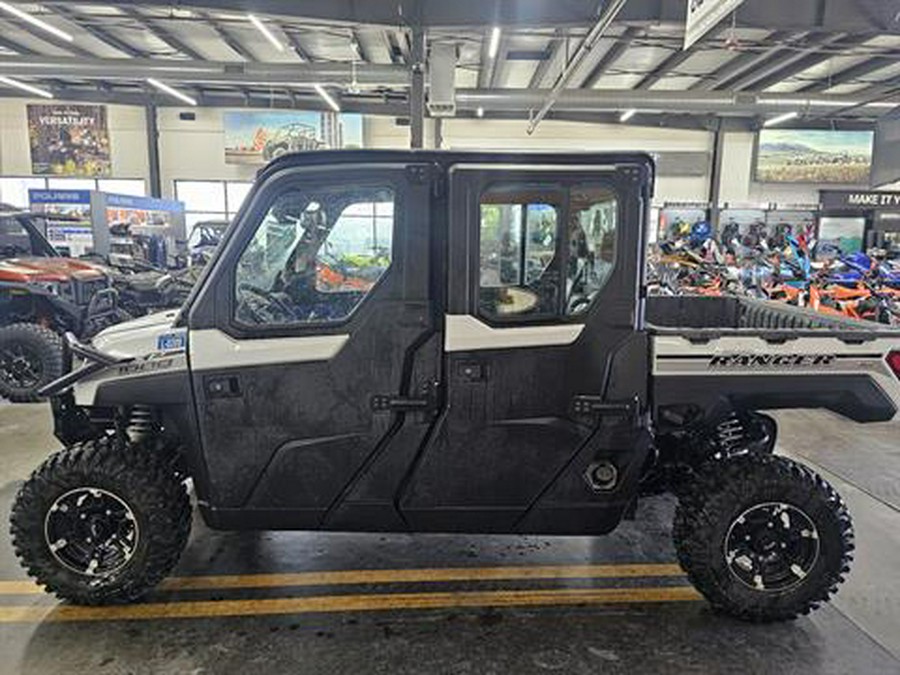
xmin=476 ymin=107 xmax=485 ymax=118
xmin=488 ymin=27 xmax=501 ymax=59
xmin=314 ymin=84 xmax=340 ymax=112
xmin=248 ymin=14 xmax=284 ymax=52
xmin=619 ymin=108 xmax=636 ymax=122
xmin=763 ymin=111 xmax=798 ymax=127
xmin=147 ymin=78 xmax=197 ymax=106
xmin=0 ymin=75 xmax=52 ymax=98
xmin=0 ymin=2 xmax=73 ymax=42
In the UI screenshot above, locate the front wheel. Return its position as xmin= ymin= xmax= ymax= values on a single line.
xmin=10 ymin=437 xmax=191 ymax=605
xmin=0 ymin=323 xmax=64 ymax=402
xmin=673 ymin=453 xmax=853 ymax=622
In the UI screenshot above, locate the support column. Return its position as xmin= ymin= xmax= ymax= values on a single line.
xmin=708 ymin=122 xmax=725 ymax=232
xmin=409 ymin=24 xmax=426 ymax=149
xmin=145 ymin=103 xmax=162 ymax=197
xmin=433 ymin=117 xmax=443 ymax=149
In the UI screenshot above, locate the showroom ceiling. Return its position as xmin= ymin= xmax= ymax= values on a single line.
xmin=0 ymin=1 xmax=896 ymax=129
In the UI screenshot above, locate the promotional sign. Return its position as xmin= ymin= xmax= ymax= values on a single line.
xmin=28 ymin=189 xmax=94 ymax=257
xmin=820 ymin=190 xmax=900 ymax=210
xmin=684 ymin=0 xmax=745 ymax=49
xmin=871 ymin=117 xmax=900 ymax=188
xmin=101 ymin=193 xmax=187 ymax=268
xmin=223 ymin=110 xmax=363 ymax=165
xmin=755 ymin=129 xmax=875 ymax=184
xmin=27 ymin=104 xmax=111 ymax=177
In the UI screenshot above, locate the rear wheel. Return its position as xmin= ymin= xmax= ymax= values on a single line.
xmin=0 ymin=323 xmax=64 ymax=402
xmin=673 ymin=453 xmax=853 ymax=622
xmin=10 ymin=437 xmax=191 ymax=605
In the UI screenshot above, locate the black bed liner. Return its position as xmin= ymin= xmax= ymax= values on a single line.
xmin=646 ymin=295 xmax=898 ymax=342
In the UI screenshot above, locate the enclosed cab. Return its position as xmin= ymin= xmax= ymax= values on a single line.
xmin=11 ymin=151 xmax=900 ymax=622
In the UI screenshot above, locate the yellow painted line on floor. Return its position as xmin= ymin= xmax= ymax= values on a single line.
xmin=0 ymin=563 xmax=684 ymax=596
xmin=0 ymin=586 xmax=701 ymax=623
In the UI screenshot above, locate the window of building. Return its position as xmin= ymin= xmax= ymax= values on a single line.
xmin=234 ymin=185 xmax=394 ymax=326
xmin=478 ymin=183 xmax=617 ymax=320
xmin=175 ymin=179 xmax=253 ymax=227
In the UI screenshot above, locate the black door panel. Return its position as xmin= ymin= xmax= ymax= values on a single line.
xmin=189 ymin=165 xmax=438 ymax=526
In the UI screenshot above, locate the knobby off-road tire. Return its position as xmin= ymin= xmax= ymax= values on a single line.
xmin=673 ymin=453 xmax=853 ymax=622
xmin=10 ymin=437 xmax=191 ymax=605
xmin=0 ymin=323 xmax=64 ymax=402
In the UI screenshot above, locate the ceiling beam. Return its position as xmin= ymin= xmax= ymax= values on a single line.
xmin=579 ymin=26 xmax=638 ymax=88
xmin=119 ymin=8 xmax=206 ymax=60
xmin=527 ymin=0 xmax=629 ymax=133
xmin=0 ymin=35 xmax=39 ymax=56
xmin=0 ymin=55 xmax=409 ymax=87
xmin=724 ymin=32 xmax=864 ymax=91
xmin=52 ymin=6 xmax=148 ymax=58
xmin=200 ymin=11 xmax=255 ymax=61
xmin=283 ymin=28 xmax=313 ymax=61
xmin=528 ymin=29 xmax=566 ymax=89
xmin=739 ymin=33 xmax=870 ymax=91
xmin=796 ymin=53 xmax=899 ymax=93
xmin=457 ymin=87 xmax=899 ymax=118
xmin=690 ymin=30 xmax=801 ymax=90
xmin=0 ymin=10 xmax=98 ymax=58
xmin=39 ymin=0 xmax=900 ymax=32
xmin=633 ymin=27 xmax=725 ymax=90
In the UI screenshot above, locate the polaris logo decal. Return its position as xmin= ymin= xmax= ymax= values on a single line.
xmin=157 ymin=331 xmax=186 ymax=352
xmin=709 ymin=354 xmax=837 ymax=368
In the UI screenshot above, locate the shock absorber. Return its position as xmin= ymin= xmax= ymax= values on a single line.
xmin=712 ymin=414 xmax=747 ymax=458
xmin=126 ymin=405 xmax=157 ymax=443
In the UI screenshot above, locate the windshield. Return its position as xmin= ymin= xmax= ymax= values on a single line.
xmin=0 ymin=214 xmax=56 ymax=259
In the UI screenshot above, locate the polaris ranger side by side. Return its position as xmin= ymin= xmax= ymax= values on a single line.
xmin=0 ymin=207 xmax=124 ymax=401
xmin=12 ymin=151 xmax=900 ymax=621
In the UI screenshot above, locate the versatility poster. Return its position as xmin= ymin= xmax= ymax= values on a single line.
xmin=27 ymin=103 xmax=112 ymax=176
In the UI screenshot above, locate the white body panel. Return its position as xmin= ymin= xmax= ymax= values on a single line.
xmin=652 ymin=334 xmax=900 ymax=420
xmin=444 ymin=314 xmax=584 ymax=352
xmin=188 ymin=329 xmax=349 ymax=371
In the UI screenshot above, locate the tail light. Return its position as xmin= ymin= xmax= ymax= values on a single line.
xmin=887 ymin=352 xmax=900 ymax=380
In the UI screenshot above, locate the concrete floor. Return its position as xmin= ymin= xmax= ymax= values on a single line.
xmin=0 ymin=404 xmax=899 ymax=674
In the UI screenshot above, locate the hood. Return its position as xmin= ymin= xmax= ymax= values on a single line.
xmin=92 ymin=309 xmax=183 ymax=359
xmin=0 ymin=257 xmax=107 ymax=283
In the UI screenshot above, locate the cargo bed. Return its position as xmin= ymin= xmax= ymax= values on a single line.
xmin=646 ymin=295 xmax=900 ymax=423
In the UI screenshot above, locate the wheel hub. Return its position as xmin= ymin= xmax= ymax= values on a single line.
xmin=44 ymin=487 xmax=139 ymax=577
xmin=0 ymin=344 xmax=42 ymax=387
xmin=724 ymin=502 xmax=819 ymax=592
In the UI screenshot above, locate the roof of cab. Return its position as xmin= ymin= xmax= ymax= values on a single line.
xmin=257 ymin=148 xmax=655 ymax=184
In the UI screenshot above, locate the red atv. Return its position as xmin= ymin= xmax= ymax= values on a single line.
xmin=0 ymin=207 xmax=126 ymax=401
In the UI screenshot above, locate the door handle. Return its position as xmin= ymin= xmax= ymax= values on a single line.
xmin=205 ymin=375 xmax=241 ymax=399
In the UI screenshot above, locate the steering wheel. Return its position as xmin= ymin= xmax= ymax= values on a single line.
xmin=237 ymin=283 xmax=294 ymax=324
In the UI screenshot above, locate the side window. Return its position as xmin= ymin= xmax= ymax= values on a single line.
xmin=566 ymin=185 xmax=617 ymax=315
xmin=477 ymin=182 xmax=617 ymax=321
xmin=479 ymin=185 xmax=561 ymax=318
xmin=234 ymin=185 xmax=394 ymax=326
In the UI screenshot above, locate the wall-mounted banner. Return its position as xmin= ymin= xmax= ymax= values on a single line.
xmin=684 ymin=0 xmax=745 ymax=49
xmin=27 ymin=104 xmax=111 ymax=177
xmin=820 ymin=190 xmax=900 ymax=210
xmin=755 ymin=129 xmax=874 ymax=184
xmin=223 ymin=110 xmax=363 ymax=165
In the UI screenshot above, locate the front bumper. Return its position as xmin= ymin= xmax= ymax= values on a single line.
xmin=37 ymin=332 xmax=131 ymax=398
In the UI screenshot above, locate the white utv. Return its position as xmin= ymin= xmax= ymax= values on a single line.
xmin=11 ymin=151 xmax=900 ymax=620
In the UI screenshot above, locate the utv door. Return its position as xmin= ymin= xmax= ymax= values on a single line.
xmin=186 ymin=162 xmax=439 ymax=530
xmin=400 ymin=161 xmax=653 ymax=534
